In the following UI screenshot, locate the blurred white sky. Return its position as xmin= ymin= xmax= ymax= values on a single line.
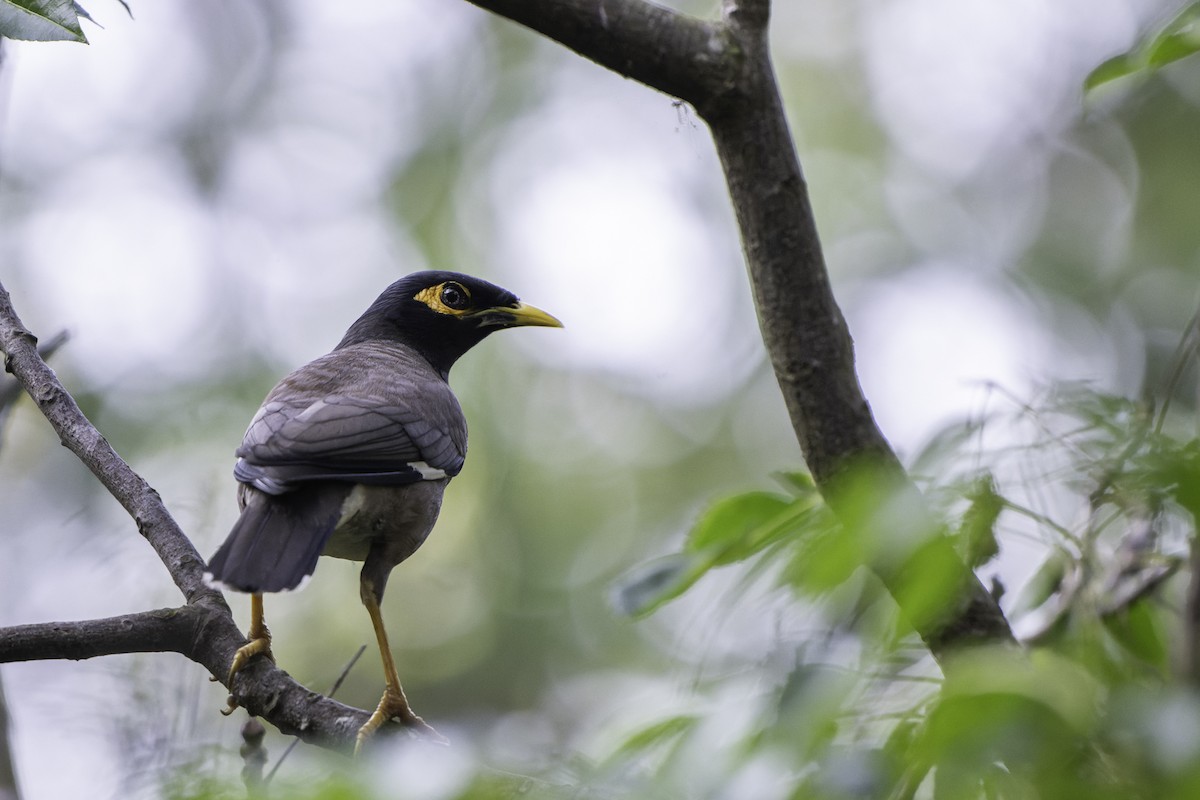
xmin=0 ymin=0 xmax=1178 ymax=797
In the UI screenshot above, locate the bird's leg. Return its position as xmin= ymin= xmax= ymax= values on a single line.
xmin=221 ymin=593 xmax=275 ymax=715
xmin=231 ymin=593 xmax=275 ymax=678
xmin=354 ymin=576 xmax=445 ymax=754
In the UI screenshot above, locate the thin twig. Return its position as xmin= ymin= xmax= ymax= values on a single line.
xmin=265 ymin=645 xmax=368 ymax=783
xmin=1154 ymin=297 xmax=1200 ymax=435
xmin=326 ymin=645 xmax=368 ymax=698
xmin=1001 ymin=498 xmax=1082 ymax=548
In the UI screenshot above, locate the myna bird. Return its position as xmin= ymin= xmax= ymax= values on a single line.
xmin=205 ymin=271 xmax=561 ymax=751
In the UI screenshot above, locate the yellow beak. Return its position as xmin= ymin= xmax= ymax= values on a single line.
xmin=473 ymin=301 xmax=563 ymax=329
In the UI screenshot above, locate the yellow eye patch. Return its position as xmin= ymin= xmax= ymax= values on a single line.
xmin=413 ymin=281 xmax=473 ymax=316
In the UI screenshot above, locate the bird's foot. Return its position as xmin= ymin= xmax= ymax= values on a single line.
xmin=354 ymin=688 xmax=447 ymax=755
xmin=228 ymin=634 xmax=275 ymax=682
xmin=219 ymin=633 xmax=275 ymax=716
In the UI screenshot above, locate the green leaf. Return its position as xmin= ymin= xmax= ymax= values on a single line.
xmin=1084 ymin=53 xmax=1142 ymax=92
xmin=773 ymin=469 xmax=817 ymax=496
xmin=612 ymin=486 xmax=824 ymax=617
xmin=0 ymin=0 xmax=87 ymax=42
xmin=609 ymin=715 xmax=698 ymax=760
xmin=1085 ymin=1 xmax=1200 ymax=90
xmin=786 ymin=524 xmax=866 ymax=593
xmin=1147 ymin=1 xmax=1200 ymax=65
xmin=955 ymin=473 xmax=1002 ymax=569
xmin=687 ymin=490 xmax=796 ymax=564
xmin=941 ymin=648 xmax=1103 ymax=734
xmin=1147 ymin=28 xmax=1200 ymax=68
xmin=1138 ymin=438 xmax=1200 ymax=518
xmin=1007 ymin=553 xmax=1068 ymax=621
xmin=609 ymin=553 xmax=697 ymax=618
xmin=884 ymin=536 xmax=997 ymax=637
xmin=917 ymin=650 xmax=1102 ymax=789
xmin=788 ymin=462 xmax=938 ymax=597
xmin=1104 ymin=600 xmax=1168 ymax=671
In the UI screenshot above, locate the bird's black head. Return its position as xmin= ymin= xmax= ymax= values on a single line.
xmin=336 ymin=271 xmax=562 ymax=375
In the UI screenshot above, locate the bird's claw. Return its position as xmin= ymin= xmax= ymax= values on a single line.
xmin=220 ymin=633 xmax=275 ymax=715
xmin=354 ymin=688 xmax=447 ymax=756
xmin=227 ymin=635 xmax=275 ymax=685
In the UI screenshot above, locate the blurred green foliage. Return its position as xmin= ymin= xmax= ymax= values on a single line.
xmin=564 ymin=384 xmax=1200 ymax=799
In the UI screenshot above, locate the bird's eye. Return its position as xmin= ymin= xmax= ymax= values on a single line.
xmin=440 ymin=282 xmax=470 ymax=310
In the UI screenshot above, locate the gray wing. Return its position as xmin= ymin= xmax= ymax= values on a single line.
xmin=235 ymin=347 xmax=467 ymax=494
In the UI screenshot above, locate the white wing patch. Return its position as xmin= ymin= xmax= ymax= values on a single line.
xmin=410 ymin=461 xmax=447 ymax=480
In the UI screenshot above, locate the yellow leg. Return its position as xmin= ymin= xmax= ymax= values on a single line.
xmin=354 ymin=584 xmax=445 ymax=754
xmin=221 ymin=593 xmax=275 ymax=716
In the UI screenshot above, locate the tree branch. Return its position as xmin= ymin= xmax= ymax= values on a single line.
xmin=0 ymin=606 xmax=378 ymax=752
xmin=0 ymin=610 xmax=198 ymax=662
xmin=0 ymin=281 xmax=412 ymax=754
xmin=468 ymin=0 xmax=1014 ymax=651
xmin=0 ymin=284 xmax=218 ymax=607
xmin=0 ymin=328 xmax=65 ymax=415
xmin=464 ymin=0 xmax=733 ymax=114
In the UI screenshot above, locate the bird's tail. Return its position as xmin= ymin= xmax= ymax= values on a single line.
xmin=205 ymin=485 xmax=349 ymax=593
